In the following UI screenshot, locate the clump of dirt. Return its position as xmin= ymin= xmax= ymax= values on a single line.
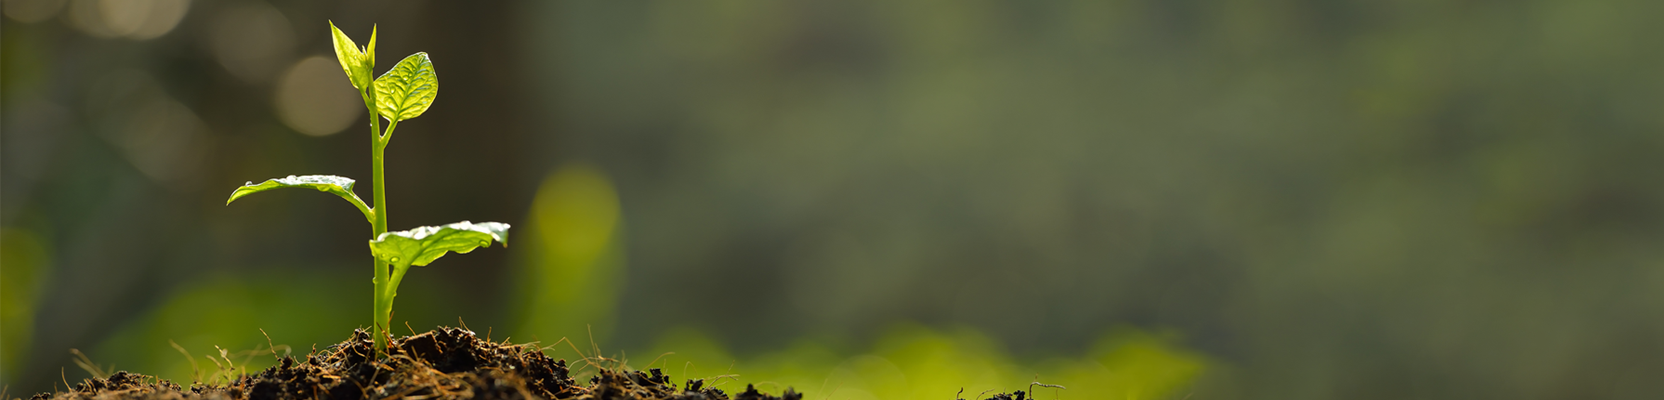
xmin=28 ymin=327 xmax=804 ymax=400
xmin=959 ymin=391 xmax=1032 ymax=400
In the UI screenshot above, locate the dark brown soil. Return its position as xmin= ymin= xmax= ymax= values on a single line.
xmin=25 ymin=327 xmax=805 ymax=400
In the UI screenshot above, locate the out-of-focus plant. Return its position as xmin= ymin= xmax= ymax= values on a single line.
xmin=1 ymin=229 xmax=52 ymax=386
xmin=618 ymin=324 xmax=1208 ymax=400
xmin=226 ymin=22 xmax=509 ymax=355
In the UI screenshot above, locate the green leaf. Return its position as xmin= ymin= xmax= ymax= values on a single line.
xmin=227 ymin=175 xmax=374 ymax=223
xmin=366 ymin=25 xmax=377 ymax=71
xmin=329 ymin=21 xmax=373 ymax=90
xmin=373 ymin=52 xmax=438 ymax=122
xmin=369 ymin=221 xmax=509 ymax=268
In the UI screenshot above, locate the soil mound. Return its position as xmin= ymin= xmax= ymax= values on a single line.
xmin=28 ymin=327 xmax=802 ymax=400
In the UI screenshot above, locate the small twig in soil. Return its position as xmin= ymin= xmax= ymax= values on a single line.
xmin=261 ymin=328 xmax=279 ymax=361
xmin=169 ymin=340 xmax=201 ymax=384
xmin=1030 ymin=374 xmax=1066 ymax=400
xmin=516 ymin=340 xmax=543 ymax=355
xmin=705 ymin=374 xmax=741 ymax=389
xmin=587 ymin=325 xmax=601 ymax=364
xmin=1025 ymin=375 xmax=1064 ymax=400
xmin=203 ymin=355 xmax=223 ymax=384
xmin=224 ymin=345 xmax=253 ymax=384
xmin=701 ymin=362 xmax=740 ymax=390
xmin=562 ymin=325 xmax=625 ymax=377
xmin=645 ymin=351 xmax=676 ymax=370
xmin=70 ymin=348 xmax=111 ymax=379
xmin=813 ymin=370 xmax=837 ymax=400
xmin=205 ymin=348 xmax=230 ymax=384
xmin=234 ymin=346 xmax=261 ymax=372
xmin=819 ymin=380 xmax=845 ymax=400
xmin=546 ymin=336 xmax=597 ymax=373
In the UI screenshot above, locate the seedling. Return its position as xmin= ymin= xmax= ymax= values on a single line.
xmin=227 ymin=22 xmax=510 ymax=355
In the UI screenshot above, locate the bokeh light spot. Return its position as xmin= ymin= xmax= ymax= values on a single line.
xmin=2 ymin=0 xmax=65 ymax=22
xmin=124 ymin=0 xmax=189 ymax=40
xmin=209 ymin=1 xmax=294 ymax=83
xmin=83 ymin=70 xmax=207 ymax=184
xmin=534 ymin=164 xmax=622 ymax=264
xmin=514 ymin=164 xmax=623 ymax=340
xmin=66 ymin=0 xmax=188 ymax=40
xmin=274 ymin=56 xmax=360 ymax=137
xmin=120 ymin=97 xmax=206 ymax=182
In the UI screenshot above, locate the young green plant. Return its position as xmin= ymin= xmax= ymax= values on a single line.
xmin=227 ymin=22 xmax=510 ymax=355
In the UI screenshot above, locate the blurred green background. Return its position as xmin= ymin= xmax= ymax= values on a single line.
xmin=7 ymin=0 xmax=1664 ymax=399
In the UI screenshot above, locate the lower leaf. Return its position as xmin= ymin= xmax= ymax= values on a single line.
xmin=369 ymin=221 xmax=510 ymax=268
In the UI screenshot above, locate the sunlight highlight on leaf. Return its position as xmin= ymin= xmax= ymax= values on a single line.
xmin=373 ymin=52 xmax=438 ymax=122
xmin=369 ymin=221 xmax=509 ymax=269
xmin=227 ymin=175 xmax=373 ymax=223
xmin=328 ymin=21 xmax=373 ymax=90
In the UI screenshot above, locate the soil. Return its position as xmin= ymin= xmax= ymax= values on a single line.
xmin=24 ymin=327 xmax=1032 ymax=400
xmin=25 ymin=327 xmax=798 ymax=400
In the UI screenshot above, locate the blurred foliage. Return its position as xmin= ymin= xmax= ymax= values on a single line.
xmin=1 ymin=229 xmax=53 ymax=385
xmin=613 ymin=324 xmax=1205 ymax=400
xmin=86 ymin=269 xmax=361 ymax=385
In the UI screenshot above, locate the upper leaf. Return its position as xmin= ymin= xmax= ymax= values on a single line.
xmin=366 ymin=26 xmax=377 ymax=71
xmin=373 ymin=52 xmax=438 ymax=122
xmin=329 ymin=21 xmax=374 ymax=90
xmin=227 ymin=175 xmax=374 ymax=223
xmin=369 ymin=221 xmax=509 ymax=268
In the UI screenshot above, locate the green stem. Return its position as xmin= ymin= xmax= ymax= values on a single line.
xmin=365 ymin=88 xmax=392 ymax=355
xmin=373 ymin=119 xmax=398 ymax=355
xmin=385 ymin=260 xmax=409 ymax=324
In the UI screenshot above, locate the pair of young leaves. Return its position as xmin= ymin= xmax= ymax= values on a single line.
xmin=226 ymin=176 xmax=508 ymax=269
xmin=227 ymin=23 xmax=507 ymax=270
xmin=330 ymin=21 xmax=437 ymax=123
